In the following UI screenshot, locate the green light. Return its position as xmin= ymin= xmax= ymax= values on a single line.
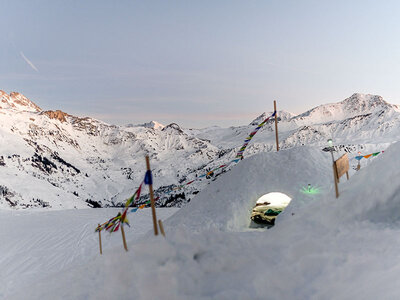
xmin=327 ymin=139 xmax=333 ymax=146
xmin=301 ymin=186 xmax=321 ymax=195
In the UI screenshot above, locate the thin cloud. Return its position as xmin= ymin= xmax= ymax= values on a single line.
xmin=20 ymin=51 xmax=39 ymax=72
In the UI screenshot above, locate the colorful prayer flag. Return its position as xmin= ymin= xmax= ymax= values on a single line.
xmin=144 ymin=170 xmax=153 ymax=185
xmin=235 ymin=111 xmax=276 ymax=159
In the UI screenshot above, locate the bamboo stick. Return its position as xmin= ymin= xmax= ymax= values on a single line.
xmin=146 ymin=156 xmax=159 ymax=236
xmin=121 ymin=223 xmax=128 ymax=251
xmin=98 ymin=224 xmax=102 ymax=255
xmin=274 ymin=100 xmax=279 ymax=151
xmin=333 ymin=162 xmax=339 ymax=198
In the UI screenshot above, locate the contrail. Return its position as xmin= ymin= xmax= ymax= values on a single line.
xmin=20 ymin=51 xmax=39 ymax=72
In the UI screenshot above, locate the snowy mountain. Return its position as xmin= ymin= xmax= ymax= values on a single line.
xmin=0 ymin=91 xmax=399 ymax=209
xmin=0 ymin=90 xmax=220 ymax=209
xmin=127 ymin=120 xmax=165 ymax=130
xmin=293 ymin=93 xmax=400 ymax=124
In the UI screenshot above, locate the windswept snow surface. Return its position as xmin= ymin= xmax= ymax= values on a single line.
xmin=0 ymin=208 xmax=179 ymax=299
xmin=7 ymin=142 xmax=400 ymax=299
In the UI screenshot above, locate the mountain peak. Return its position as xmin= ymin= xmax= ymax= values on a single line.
xmin=249 ymin=110 xmax=295 ymax=126
xmin=294 ymin=93 xmax=399 ymax=125
xmin=141 ymin=120 xmax=164 ymax=129
xmin=127 ymin=120 xmax=165 ymax=130
xmin=339 ymin=93 xmax=400 ymax=115
xmin=0 ymin=90 xmax=42 ymax=112
xmin=162 ymin=123 xmax=184 ymax=134
xmin=342 ymin=93 xmax=388 ymax=108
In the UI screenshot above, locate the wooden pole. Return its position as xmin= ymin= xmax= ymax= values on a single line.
xmin=98 ymin=224 xmax=102 ymax=255
xmin=333 ymin=162 xmax=339 ymax=198
xmin=120 ymin=223 xmax=128 ymax=251
xmin=146 ymin=156 xmax=159 ymax=236
xmin=274 ymin=100 xmax=279 ymax=151
xmin=158 ymin=220 xmax=165 ymax=237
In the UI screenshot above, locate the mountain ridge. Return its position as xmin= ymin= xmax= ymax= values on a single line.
xmin=0 ymin=90 xmax=398 ymax=209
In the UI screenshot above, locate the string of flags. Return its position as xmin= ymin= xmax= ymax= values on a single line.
xmin=96 ymin=178 xmax=149 ymax=233
xmin=171 ymin=111 xmax=277 ymax=191
xmin=96 ymin=156 xmax=163 ymax=254
xmin=235 ymin=111 xmax=276 ymax=159
xmin=124 ymin=182 xmax=143 ymax=208
xmin=95 ymin=110 xmax=278 ymax=234
xmin=355 ymin=151 xmax=384 ymax=161
xmin=97 ymin=210 xmax=130 ymax=233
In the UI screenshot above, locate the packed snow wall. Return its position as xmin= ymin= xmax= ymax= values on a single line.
xmin=165 ymin=146 xmax=334 ymax=232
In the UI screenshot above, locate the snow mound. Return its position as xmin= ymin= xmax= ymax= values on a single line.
xmin=165 ymin=146 xmax=333 ymax=232
xmin=165 ymin=140 xmax=400 ymax=233
xmin=313 ymin=140 xmax=400 ymax=226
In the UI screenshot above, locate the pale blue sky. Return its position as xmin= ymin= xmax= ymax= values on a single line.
xmin=2 ymin=0 xmax=400 ymax=128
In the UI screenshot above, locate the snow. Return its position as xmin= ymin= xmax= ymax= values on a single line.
xmin=166 ymin=146 xmax=333 ymax=232
xmin=1 ymin=90 xmax=400 ymax=299
xmin=1 ymin=141 xmax=399 ymax=299
xmin=0 ymin=91 xmax=399 ymax=210
xmin=0 ymin=208 xmax=179 ymax=299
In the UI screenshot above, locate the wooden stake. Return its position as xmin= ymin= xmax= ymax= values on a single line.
xmin=333 ymin=162 xmax=339 ymax=198
xmin=274 ymin=100 xmax=279 ymax=151
xmin=120 ymin=223 xmax=128 ymax=251
xmin=146 ymin=156 xmax=159 ymax=236
xmin=98 ymin=224 xmax=102 ymax=255
xmin=158 ymin=220 xmax=165 ymax=237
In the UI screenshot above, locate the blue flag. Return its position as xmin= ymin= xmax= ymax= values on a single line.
xmin=144 ymin=170 xmax=153 ymax=185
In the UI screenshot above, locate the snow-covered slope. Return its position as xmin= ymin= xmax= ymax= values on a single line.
xmin=0 ymin=90 xmax=41 ymax=112
xmin=0 ymin=90 xmax=399 ymax=210
xmin=0 ymin=90 xmax=221 ymax=209
xmin=293 ymin=93 xmax=400 ymax=125
xmin=0 ymin=207 xmax=179 ymax=299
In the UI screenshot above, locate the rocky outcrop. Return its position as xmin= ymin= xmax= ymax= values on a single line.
xmin=42 ymin=110 xmax=69 ymax=122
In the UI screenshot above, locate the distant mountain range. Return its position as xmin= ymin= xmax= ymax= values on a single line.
xmin=0 ymin=91 xmax=399 ymax=209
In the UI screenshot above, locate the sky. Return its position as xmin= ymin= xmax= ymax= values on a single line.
xmin=2 ymin=0 xmax=400 ymax=128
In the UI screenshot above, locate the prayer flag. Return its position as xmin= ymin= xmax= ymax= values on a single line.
xmin=144 ymin=170 xmax=153 ymax=185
